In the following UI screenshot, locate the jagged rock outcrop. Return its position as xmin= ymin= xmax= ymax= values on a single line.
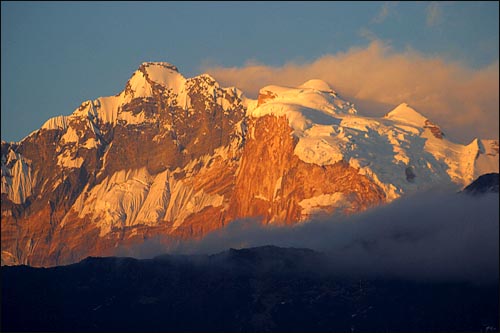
xmin=1 ymin=62 xmax=498 ymax=266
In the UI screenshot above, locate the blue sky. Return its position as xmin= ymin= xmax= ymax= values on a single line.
xmin=1 ymin=1 xmax=498 ymax=142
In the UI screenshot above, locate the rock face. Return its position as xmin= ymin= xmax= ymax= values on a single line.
xmin=227 ymin=115 xmax=385 ymax=224
xmin=1 ymin=62 xmax=498 ymax=266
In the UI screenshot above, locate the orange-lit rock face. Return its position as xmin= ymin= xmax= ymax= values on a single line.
xmin=257 ymin=90 xmax=277 ymax=106
xmin=424 ymin=119 xmax=445 ymax=139
xmin=1 ymin=113 xmax=386 ymax=267
xmin=227 ymin=115 xmax=386 ymax=224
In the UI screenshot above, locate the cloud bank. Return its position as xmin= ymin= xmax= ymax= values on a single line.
xmin=205 ymin=41 xmax=499 ymax=144
xmin=120 ymin=190 xmax=499 ymax=283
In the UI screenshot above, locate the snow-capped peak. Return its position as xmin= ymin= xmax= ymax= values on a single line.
xmin=384 ymin=103 xmax=430 ymax=127
xmin=141 ymin=61 xmax=179 ymax=72
xmin=195 ymin=73 xmax=217 ymax=82
xmin=121 ymin=61 xmax=187 ymax=101
xmin=298 ymin=79 xmax=335 ymax=93
xmin=253 ymin=81 xmax=356 ymax=117
xmin=384 ymin=103 xmax=445 ymax=139
xmin=139 ymin=62 xmax=185 ymax=86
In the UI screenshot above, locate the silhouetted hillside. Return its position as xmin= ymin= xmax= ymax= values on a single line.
xmin=2 ymin=246 xmax=498 ymax=332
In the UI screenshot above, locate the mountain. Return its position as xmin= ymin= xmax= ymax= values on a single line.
xmin=2 ymin=246 xmax=498 ymax=332
xmin=1 ymin=62 xmax=498 ymax=266
xmin=463 ymin=173 xmax=499 ymax=195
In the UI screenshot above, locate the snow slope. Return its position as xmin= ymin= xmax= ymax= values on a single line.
xmin=1 ymin=150 xmax=34 ymax=204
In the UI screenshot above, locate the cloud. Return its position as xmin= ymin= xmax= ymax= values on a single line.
xmin=358 ymin=27 xmax=378 ymax=42
xmin=125 ymin=190 xmax=498 ymax=283
xmin=372 ymin=2 xmax=396 ymax=24
xmin=426 ymin=2 xmax=442 ymax=27
xmin=204 ymin=40 xmax=499 ymax=143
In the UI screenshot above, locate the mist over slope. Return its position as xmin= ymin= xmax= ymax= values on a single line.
xmin=117 ymin=186 xmax=499 ymax=283
xmin=3 ymin=177 xmax=498 ymax=332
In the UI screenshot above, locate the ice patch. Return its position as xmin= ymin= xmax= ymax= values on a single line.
xmin=41 ymin=115 xmax=68 ymax=131
xmin=299 ymin=193 xmax=349 ymax=218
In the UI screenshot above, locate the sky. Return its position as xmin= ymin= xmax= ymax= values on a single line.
xmin=1 ymin=1 xmax=498 ymax=143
